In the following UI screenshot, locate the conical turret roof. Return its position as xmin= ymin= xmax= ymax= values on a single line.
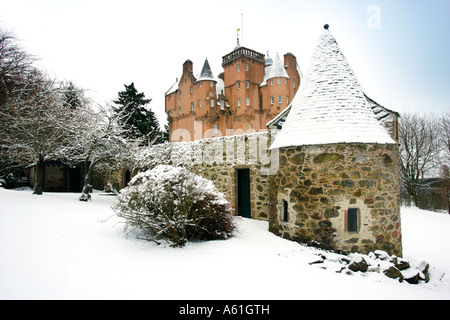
xmin=271 ymin=26 xmax=395 ymax=149
xmin=196 ymin=58 xmax=216 ymax=82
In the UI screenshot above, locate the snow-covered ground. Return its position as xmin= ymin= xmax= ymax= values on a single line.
xmin=1 ymin=187 xmax=449 ymax=300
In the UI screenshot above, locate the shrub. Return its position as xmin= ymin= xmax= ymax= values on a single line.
xmin=113 ymin=165 xmax=236 ymax=247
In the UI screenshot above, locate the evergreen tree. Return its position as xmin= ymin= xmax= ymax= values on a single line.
xmin=113 ymin=82 xmax=164 ymax=144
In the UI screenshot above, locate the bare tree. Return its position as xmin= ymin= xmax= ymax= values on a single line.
xmin=0 ymin=69 xmax=77 ymax=194
xmin=0 ymin=27 xmax=35 ymax=107
xmin=438 ymin=111 xmax=450 ymax=213
xmin=398 ymin=113 xmax=441 ymax=206
xmin=55 ymin=101 xmax=144 ymax=201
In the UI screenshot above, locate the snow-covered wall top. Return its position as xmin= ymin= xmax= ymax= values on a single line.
xmin=271 ymin=29 xmax=395 ymax=149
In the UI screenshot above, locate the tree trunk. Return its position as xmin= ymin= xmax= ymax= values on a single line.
xmin=33 ymin=155 xmax=44 ymax=195
xmin=79 ymin=159 xmax=95 ymax=201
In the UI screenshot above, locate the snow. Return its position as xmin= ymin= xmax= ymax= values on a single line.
xmin=1 ymin=187 xmax=450 ymax=299
xmin=260 ymin=53 xmax=290 ymax=87
xmin=271 ymin=29 xmax=395 ymax=149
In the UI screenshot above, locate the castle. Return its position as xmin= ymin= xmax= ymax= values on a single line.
xmin=165 ymin=40 xmax=301 ymax=142
xmin=95 ymin=25 xmax=402 ymax=256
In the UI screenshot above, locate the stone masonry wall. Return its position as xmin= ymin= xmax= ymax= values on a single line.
xmin=127 ymin=132 xmax=276 ymax=220
xmin=268 ymin=143 xmax=402 ymax=257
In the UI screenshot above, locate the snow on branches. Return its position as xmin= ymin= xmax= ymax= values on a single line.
xmin=113 ymin=165 xmax=236 ymax=247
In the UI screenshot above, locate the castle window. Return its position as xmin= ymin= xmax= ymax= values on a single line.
xmin=270 ymin=96 xmax=274 ymax=105
xmin=270 ymin=79 xmax=273 ymax=86
xmin=168 ymin=110 xmax=172 ymax=117
xmin=237 ymin=98 xmax=241 ymax=106
xmin=214 ymin=124 xmax=218 ymax=134
xmin=285 ymin=78 xmax=288 ymax=85
xmin=210 ymin=98 xmax=215 ymax=107
xmin=277 ymin=77 xmax=281 ymax=84
xmin=287 ymin=96 xmax=289 ymax=104
xmin=179 ymin=90 xmax=182 ymax=98
xmin=198 ymin=99 xmax=202 ymax=107
xmin=199 ymin=81 xmax=202 ymax=87
xmin=278 ymin=95 xmax=283 ymax=103
xmin=191 ymin=102 xmax=194 ymax=110
xmin=246 ymin=98 xmax=250 ymax=106
xmin=281 ymin=200 xmax=289 ymax=222
xmin=347 ymin=208 xmax=359 ymax=232
xmin=178 ymin=106 xmax=181 ymax=114
xmin=249 ymin=124 xmax=252 ymax=130
xmin=237 ymin=64 xmax=241 ymax=72
xmin=190 ymin=86 xmax=193 ymax=94
xmin=210 ymin=81 xmax=214 ymax=87
xmin=245 ymin=80 xmax=249 ymax=89
xmin=245 ymin=63 xmax=249 ymax=71
xmin=237 ymin=81 xmax=240 ymax=89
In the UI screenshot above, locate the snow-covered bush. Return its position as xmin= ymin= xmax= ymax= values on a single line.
xmin=113 ymin=165 xmax=236 ymax=247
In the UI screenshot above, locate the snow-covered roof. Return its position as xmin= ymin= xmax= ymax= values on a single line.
xmin=270 ymin=27 xmax=395 ymax=149
xmin=195 ymin=58 xmax=216 ymax=82
xmin=260 ymin=53 xmax=289 ymax=87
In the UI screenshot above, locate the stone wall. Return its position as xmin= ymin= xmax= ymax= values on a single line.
xmin=107 ymin=132 xmax=277 ymax=220
xmin=268 ymin=143 xmax=402 ymax=256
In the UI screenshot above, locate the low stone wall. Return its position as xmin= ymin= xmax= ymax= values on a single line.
xmin=268 ymin=143 xmax=402 ymax=256
xmin=131 ymin=132 xmax=276 ymax=220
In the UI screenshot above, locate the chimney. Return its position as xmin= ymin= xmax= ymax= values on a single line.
xmin=183 ymin=60 xmax=193 ymax=74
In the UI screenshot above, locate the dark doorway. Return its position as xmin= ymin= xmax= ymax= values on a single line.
xmin=124 ymin=169 xmax=131 ymax=187
xmin=68 ymin=167 xmax=82 ymax=192
xmin=237 ymin=168 xmax=251 ymax=218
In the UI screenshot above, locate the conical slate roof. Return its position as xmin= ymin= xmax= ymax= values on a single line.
xmin=261 ymin=53 xmax=289 ymax=87
xmin=196 ymin=58 xmax=216 ymax=82
xmin=270 ymin=27 xmax=395 ymax=149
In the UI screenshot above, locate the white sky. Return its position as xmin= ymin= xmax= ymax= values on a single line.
xmin=1 ymin=0 xmax=449 ymax=126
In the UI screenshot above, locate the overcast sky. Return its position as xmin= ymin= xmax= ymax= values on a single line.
xmin=1 ymin=0 xmax=449 ymax=125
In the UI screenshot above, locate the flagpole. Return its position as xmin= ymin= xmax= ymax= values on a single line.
xmin=241 ymin=13 xmax=244 ymax=46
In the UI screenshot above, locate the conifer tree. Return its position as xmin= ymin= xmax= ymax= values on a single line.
xmin=112 ymin=82 xmax=163 ymax=144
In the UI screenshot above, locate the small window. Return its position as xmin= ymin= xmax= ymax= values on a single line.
xmin=179 ymin=90 xmax=182 ymax=98
xmin=210 ymin=98 xmax=215 ymax=107
xmin=278 ymin=95 xmax=283 ymax=103
xmin=237 ymin=98 xmax=241 ymax=106
xmin=281 ymin=200 xmax=289 ymax=222
xmin=286 ymin=96 xmax=289 ymax=104
xmin=245 ymin=63 xmax=249 ymax=71
xmin=347 ymin=208 xmax=359 ymax=232
xmin=270 ymin=79 xmax=273 ymax=86
xmin=199 ymin=81 xmax=202 ymax=87
xmin=246 ymin=97 xmax=250 ymax=106
xmin=277 ymin=77 xmax=281 ymax=84
xmin=245 ymin=80 xmax=249 ymax=88
xmin=213 ymin=124 xmax=218 ymax=134
xmin=210 ymin=81 xmax=214 ymax=87
xmin=249 ymin=124 xmax=252 ymax=130
xmin=237 ymin=64 xmax=240 ymax=72
xmin=178 ymin=106 xmax=181 ymax=114
xmin=198 ymin=99 xmax=202 ymax=107
xmin=168 ymin=110 xmax=172 ymax=117
xmin=191 ymin=102 xmax=194 ymax=110
xmin=190 ymin=86 xmax=193 ymax=94
xmin=270 ymin=96 xmax=274 ymax=105
xmin=237 ymin=81 xmax=240 ymax=89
